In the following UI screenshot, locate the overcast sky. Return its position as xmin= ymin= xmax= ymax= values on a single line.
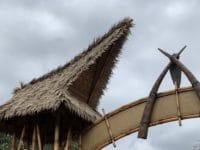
xmin=1 ymin=0 xmax=200 ymax=149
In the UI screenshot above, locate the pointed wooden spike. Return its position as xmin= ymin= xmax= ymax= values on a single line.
xmin=177 ymin=45 xmax=187 ymax=56
xmin=158 ymin=48 xmax=171 ymax=58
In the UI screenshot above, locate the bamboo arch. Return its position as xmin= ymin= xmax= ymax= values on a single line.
xmin=81 ymin=87 xmax=200 ymax=150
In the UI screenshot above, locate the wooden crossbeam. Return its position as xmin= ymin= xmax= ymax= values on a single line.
xmin=175 ymin=82 xmax=182 ymax=126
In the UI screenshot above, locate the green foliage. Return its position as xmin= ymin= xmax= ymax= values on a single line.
xmin=0 ymin=133 xmax=12 ymax=150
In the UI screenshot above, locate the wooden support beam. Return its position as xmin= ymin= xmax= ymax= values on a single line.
xmin=79 ymin=134 xmax=82 ymax=150
xmin=32 ymin=127 xmax=36 ymax=150
xmin=18 ymin=126 xmax=25 ymax=150
xmin=175 ymin=82 xmax=182 ymax=126
xmin=10 ymin=133 xmax=16 ymax=150
xmin=87 ymin=45 xmax=114 ymax=107
xmin=102 ymin=109 xmax=116 ymax=148
xmin=138 ymin=63 xmax=170 ymax=139
xmin=54 ymin=115 xmax=60 ymax=150
xmin=36 ymin=124 xmax=43 ymax=150
xmin=64 ymin=128 xmax=71 ymax=150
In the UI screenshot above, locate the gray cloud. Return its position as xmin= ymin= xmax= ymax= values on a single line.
xmin=1 ymin=0 xmax=200 ymax=149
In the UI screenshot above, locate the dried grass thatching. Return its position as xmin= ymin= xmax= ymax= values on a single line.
xmin=0 ymin=18 xmax=133 ymax=124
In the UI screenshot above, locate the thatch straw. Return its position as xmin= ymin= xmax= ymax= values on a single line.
xmin=0 ymin=17 xmax=133 ymax=122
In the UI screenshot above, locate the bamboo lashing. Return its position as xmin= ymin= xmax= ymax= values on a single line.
xmin=175 ymin=82 xmax=182 ymax=126
xmin=102 ymin=109 xmax=116 ymax=148
xmin=36 ymin=124 xmax=43 ymax=150
xmin=17 ymin=126 xmax=25 ymax=150
xmin=32 ymin=127 xmax=36 ymax=150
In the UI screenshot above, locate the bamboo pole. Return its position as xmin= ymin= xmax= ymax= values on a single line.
xmin=54 ymin=115 xmax=60 ymax=150
xmin=175 ymin=82 xmax=182 ymax=126
xmin=10 ymin=133 xmax=16 ymax=150
xmin=102 ymin=109 xmax=116 ymax=148
xmin=32 ymin=127 xmax=36 ymax=150
xmin=78 ymin=134 xmax=82 ymax=150
xmin=36 ymin=124 xmax=43 ymax=150
xmin=18 ymin=126 xmax=25 ymax=150
xmin=64 ymin=128 xmax=71 ymax=150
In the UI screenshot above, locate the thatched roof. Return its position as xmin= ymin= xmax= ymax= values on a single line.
xmin=0 ymin=18 xmax=133 ymax=123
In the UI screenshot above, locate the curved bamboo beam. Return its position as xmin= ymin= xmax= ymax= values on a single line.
xmin=81 ymin=87 xmax=200 ymax=150
xmin=138 ymin=63 xmax=169 ymax=138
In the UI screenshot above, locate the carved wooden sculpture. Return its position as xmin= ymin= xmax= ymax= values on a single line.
xmin=158 ymin=48 xmax=200 ymax=99
xmin=138 ymin=46 xmax=196 ymax=139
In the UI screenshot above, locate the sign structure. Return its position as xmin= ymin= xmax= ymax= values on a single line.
xmin=0 ymin=17 xmax=199 ymax=150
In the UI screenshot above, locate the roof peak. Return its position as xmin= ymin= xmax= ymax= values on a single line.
xmin=13 ymin=17 xmax=133 ymax=94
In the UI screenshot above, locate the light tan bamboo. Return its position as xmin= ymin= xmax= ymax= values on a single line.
xmin=175 ymin=82 xmax=182 ymax=126
xmin=36 ymin=124 xmax=43 ymax=150
xmin=17 ymin=126 xmax=25 ymax=150
xmin=64 ymin=128 xmax=71 ymax=150
xmin=10 ymin=133 xmax=16 ymax=150
xmin=32 ymin=127 xmax=36 ymax=150
xmin=54 ymin=115 xmax=60 ymax=150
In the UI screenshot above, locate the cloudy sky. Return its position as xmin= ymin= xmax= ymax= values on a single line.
xmin=1 ymin=0 xmax=200 ymax=149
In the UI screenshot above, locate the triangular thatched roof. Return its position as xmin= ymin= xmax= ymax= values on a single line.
xmin=0 ymin=18 xmax=133 ymax=123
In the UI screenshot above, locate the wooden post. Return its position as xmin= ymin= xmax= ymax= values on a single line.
xmin=32 ymin=127 xmax=36 ymax=150
xmin=78 ymin=134 xmax=82 ymax=150
xmin=64 ymin=128 xmax=71 ymax=150
xmin=54 ymin=115 xmax=60 ymax=150
xmin=18 ymin=126 xmax=25 ymax=150
xmin=175 ymin=82 xmax=182 ymax=126
xmin=36 ymin=124 xmax=43 ymax=150
xmin=11 ymin=133 xmax=16 ymax=150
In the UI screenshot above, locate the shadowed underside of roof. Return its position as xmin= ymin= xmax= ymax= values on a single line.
xmin=0 ymin=17 xmax=133 ymax=122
